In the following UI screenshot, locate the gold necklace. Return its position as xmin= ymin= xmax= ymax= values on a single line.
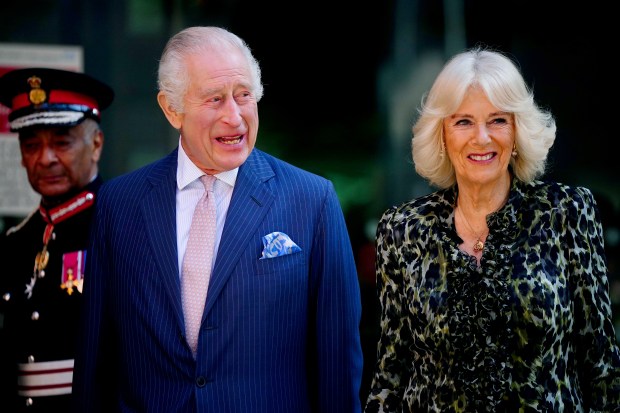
xmin=457 ymin=206 xmax=487 ymax=253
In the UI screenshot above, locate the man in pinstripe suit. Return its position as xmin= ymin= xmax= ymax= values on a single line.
xmin=72 ymin=26 xmax=363 ymax=413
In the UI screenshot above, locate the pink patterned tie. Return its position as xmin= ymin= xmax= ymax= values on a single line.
xmin=182 ymin=175 xmax=217 ymax=356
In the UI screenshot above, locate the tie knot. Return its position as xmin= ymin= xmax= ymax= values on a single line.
xmin=200 ymin=175 xmax=216 ymax=193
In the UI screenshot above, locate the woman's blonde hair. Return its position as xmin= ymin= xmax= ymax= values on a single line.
xmin=412 ymin=47 xmax=556 ymax=188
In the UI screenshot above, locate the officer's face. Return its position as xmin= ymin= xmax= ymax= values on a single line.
xmin=18 ymin=119 xmax=103 ymax=200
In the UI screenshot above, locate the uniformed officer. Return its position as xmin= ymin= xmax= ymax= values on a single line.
xmin=0 ymin=67 xmax=114 ymax=412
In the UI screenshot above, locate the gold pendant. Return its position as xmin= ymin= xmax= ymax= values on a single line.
xmin=61 ymin=270 xmax=76 ymax=296
xmin=473 ymin=239 xmax=484 ymax=252
xmin=35 ymin=250 xmax=49 ymax=273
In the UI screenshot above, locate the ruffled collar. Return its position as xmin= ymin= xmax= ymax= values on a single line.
xmin=432 ymin=178 xmax=525 ymax=408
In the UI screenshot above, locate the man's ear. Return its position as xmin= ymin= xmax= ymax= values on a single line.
xmin=157 ymin=91 xmax=182 ymax=129
xmin=92 ymin=129 xmax=104 ymax=163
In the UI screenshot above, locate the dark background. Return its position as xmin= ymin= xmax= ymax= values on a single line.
xmin=1 ymin=0 xmax=618 ymax=403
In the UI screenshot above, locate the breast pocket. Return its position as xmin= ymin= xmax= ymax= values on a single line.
xmin=254 ymin=250 xmax=306 ymax=276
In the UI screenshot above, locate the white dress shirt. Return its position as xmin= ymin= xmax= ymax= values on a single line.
xmin=176 ymin=139 xmax=237 ymax=277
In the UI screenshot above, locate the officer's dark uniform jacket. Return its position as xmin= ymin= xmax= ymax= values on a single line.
xmin=0 ymin=176 xmax=102 ymax=412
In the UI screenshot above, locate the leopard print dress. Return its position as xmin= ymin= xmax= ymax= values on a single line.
xmin=364 ymin=178 xmax=620 ymax=412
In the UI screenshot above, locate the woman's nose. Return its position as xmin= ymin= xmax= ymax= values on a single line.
xmin=473 ymin=123 xmax=491 ymax=143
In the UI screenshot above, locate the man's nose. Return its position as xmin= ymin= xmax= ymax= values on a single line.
xmin=38 ymin=145 xmax=59 ymax=164
xmin=221 ymin=99 xmax=242 ymax=126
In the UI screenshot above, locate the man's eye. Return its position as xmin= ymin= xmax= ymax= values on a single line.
xmin=235 ymin=91 xmax=252 ymax=102
xmin=22 ymin=142 xmax=39 ymax=151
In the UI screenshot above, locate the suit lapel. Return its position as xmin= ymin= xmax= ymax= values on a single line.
xmin=140 ymin=150 xmax=185 ymax=327
xmin=203 ymin=150 xmax=275 ymax=317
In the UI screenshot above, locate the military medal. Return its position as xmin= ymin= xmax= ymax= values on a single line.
xmin=26 ymin=226 xmax=54 ymax=299
xmin=35 ymin=250 xmax=49 ymax=271
xmin=61 ymin=250 xmax=86 ymax=295
xmin=60 ymin=269 xmax=77 ymax=295
xmin=25 ymin=191 xmax=95 ymax=299
xmin=34 ymin=247 xmax=49 ymax=278
xmin=34 ymin=224 xmax=54 ymax=278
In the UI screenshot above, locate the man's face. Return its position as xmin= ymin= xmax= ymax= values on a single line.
xmin=18 ymin=120 xmax=103 ymax=199
xmin=158 ymin=47 xmax=259 ymax=175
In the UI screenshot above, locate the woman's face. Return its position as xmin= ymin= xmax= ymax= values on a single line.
xmin=443 ymin=86 xmax=514 ymax=187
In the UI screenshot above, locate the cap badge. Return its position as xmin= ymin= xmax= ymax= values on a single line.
xmin=27 ymin=75 xmax=47 ymax=105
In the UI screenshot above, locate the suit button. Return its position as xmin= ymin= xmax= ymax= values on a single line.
xmin=31 ymin=311 xmax=40 ymax=321
xmin=196 ymin=376 xmax=207 ymax=387
xmin=26 ymin=397 xmax=33 ymax=406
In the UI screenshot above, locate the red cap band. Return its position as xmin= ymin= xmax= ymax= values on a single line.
xmin=12 ymin=90 xmax=99 ymax=111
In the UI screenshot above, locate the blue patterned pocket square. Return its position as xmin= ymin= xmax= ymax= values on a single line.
xmin=260 ymin=231 xmax=301 ymax=259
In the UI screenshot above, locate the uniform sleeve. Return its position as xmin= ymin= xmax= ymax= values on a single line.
xmin=570 ymin=187 xmax=620 ymax=411
xmin=364 ymin=207 xmax=412 ymax=413
xmin=0 ymin=229 xmax=17 ymax=410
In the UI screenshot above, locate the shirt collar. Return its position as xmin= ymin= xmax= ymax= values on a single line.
xmin=176 ymin=137 xmax=238 ymax=189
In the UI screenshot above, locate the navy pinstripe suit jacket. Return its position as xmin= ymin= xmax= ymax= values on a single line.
xmin=72 ymin=148 xmax=363 ymax=412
